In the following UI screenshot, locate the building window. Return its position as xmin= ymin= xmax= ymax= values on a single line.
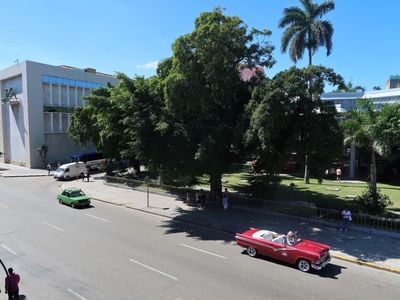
xmin=43 ymin=83 xmax=50 ymax=105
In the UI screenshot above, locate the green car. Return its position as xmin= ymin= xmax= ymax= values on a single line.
xmin=57 ymin=188 xmax=91 ymax=208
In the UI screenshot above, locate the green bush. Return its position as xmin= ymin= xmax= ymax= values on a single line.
xmin=355 ymin=183 xmax=393 ymax=214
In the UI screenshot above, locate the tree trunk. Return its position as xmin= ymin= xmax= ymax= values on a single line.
xmin=308 ymin=47 xmax=312 ymax=66
xmin=304 ymin=153 xmax=310 ymax=184
xmin=210 ymin=173 xmax=222 ymax=202
xmin=370 ymin=151 xmax=377 ymax=189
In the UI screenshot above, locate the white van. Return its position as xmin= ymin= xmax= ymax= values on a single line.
xmin=54 ymin=162 xmax=86 ymax=180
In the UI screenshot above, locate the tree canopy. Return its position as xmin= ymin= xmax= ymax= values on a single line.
xmin=246 ymin=66 xmax=344 ymax=181
xmin=159 ymin=7 xmax=275 ymax=193
xmin=279 ymin=0 xmax=335 ymax=65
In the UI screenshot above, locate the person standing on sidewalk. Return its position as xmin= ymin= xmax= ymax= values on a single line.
xmin=5 ymin=267 xmax=20 ymax=300
xmin=222 ymin=188 xmax=229 ymax=211
xmin=336 ymin=167 xmax=342 ymax=183
xmin=86 ymin=167 xmax=91 ymax=182
xmin=47 ymin=163 xmax=52 ymax=175
xmin=340 ymin=208 xmax=352 ymax=231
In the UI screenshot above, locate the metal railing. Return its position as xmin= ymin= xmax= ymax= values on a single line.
xmin=103 ymin=176 xmax=400 ymax=233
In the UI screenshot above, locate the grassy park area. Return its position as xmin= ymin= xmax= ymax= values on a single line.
xmin=197 ymin=167 xmax=400 ymax=213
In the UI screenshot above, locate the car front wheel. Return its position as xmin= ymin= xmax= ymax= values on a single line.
xmin=58 ymin=199 xmax=63 ymax=204
xmin=71 ymin=202 xmax=76 ymax=208
xmin=247 ymin=247 xmax=257 ymax=257
xmin=297 ymin=259 xmax=311 ymax=272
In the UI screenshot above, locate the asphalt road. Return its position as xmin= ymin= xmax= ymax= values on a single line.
xmin=0 ymin=177 xmax=399 ymax=300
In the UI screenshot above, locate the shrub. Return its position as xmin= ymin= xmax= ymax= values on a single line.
xmin=355 ymin=183 xmax=393 ymax=214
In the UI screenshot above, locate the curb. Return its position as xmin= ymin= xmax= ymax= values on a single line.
xmin=0 ymin=174 xmax=51 ymax=178
xmin=89 ymin=196 xmax=400 ymax=274
xmin=330 ymin=253 xmax=400 ymax=274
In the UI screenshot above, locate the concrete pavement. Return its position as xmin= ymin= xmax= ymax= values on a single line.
xmin=1 ymin=162 xmax=400 ymax=274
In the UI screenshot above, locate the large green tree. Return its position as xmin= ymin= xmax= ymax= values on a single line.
xmin=68 ymin=74 xmax=162 ymax=173
xmin=246 ymin=66 xmax=344 ymax=182
xmin=160 ymin=8 xmax=275 ymax=195
xmin=279 ymin=0 xmax=335 ymax=65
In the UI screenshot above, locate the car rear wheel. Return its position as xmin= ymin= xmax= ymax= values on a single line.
xmin=297 ymin=259 xmax=311 ymax=272
xmin=66 ymin=176 xmax=70 ymax=180
xmin=247 ymin=247 xmax=257 ymax=257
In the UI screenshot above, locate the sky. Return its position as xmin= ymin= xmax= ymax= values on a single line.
xmin=1 ymin=0 xmax=398 ymax=91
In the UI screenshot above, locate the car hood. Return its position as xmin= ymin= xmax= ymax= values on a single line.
xmin=295 ymin=240 xmax=330 ymax=255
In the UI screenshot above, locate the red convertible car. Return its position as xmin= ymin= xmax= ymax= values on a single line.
xmin=235 ymin=228 xmax=331 ymax=272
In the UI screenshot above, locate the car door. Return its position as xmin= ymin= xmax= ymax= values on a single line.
xmin=270 ymin=239 xmax=293 ymax=263
xmin=62 ymin=191 xmax=71 ymax=205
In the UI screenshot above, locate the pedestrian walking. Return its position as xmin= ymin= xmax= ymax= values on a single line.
xmin=340 ymin=208 xmax=352 ymax=231
xmin=336 ymin=167 xmax=342 ymax=183
xmin=47 ymin=163 xmax=52 ymax=175
xmin=222 ymin=188 xmax=229 ymax=211
xmin=86 ymin=167 xmax=91 ymax=182
xmin=5 ymin=267 xmax=20 ymax=300
xmin=198 ymin=189 xmax=206 ymax=208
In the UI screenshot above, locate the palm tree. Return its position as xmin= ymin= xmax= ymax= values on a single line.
xmin=342 ymin=99 xmax=391 ymax=188
xmin=279 ymin=0 xmax=335 ymax=66
xmin=334 ymin=80 xmax=365 ymax=92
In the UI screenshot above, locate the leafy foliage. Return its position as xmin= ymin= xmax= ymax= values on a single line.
xmin=355 ymin=183 xmax=392 ymax=214
xmin=158 ymin=7 xmax=275 ymax=193
xmin=246 ymin=65 xmax=344 ymax=181
xmin=341 ymin=99 xmax=396 ymax=186
xmin=279 ymin=0 xmax=335 ymax=65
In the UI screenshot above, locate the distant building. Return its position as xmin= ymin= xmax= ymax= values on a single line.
xmin=0 ymin=61 xmax=117 ymax=168
xmin=240 ymin=66 xmax=264 ymax=81
xmin=321 ymin=88 xmax=400 ymax=181
xmin=386 ymin=75 xmax=400 ymax=89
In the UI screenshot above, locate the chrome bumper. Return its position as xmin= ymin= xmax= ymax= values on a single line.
xmin=312 ymin=255 xmax=331 ymax=270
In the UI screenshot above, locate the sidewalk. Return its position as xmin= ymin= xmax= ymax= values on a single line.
xmin=1 ymin=162 xmax=400 ymax=274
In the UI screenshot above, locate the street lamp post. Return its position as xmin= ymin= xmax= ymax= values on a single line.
xmin=144 ymin=176 xmax=150 ymax=207
xmin=0 ymin=258 xmax=9 ymax=276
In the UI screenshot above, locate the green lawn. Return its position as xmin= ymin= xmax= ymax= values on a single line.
xmin=197 ymin=168 xmax=400 ymax=212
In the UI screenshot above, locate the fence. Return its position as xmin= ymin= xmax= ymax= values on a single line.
xmin=103 ymin=176 xmax=400 ymax=233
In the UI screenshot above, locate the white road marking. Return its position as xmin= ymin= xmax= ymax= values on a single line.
xmin=67 ymin=288 xmax=88 ymax=300
xmin=179 ymin=243 xmax=227 ymax=259
xmin=1 ymin=244 xmax=18 ymax=255
xmin=129 ymin=258 xmax=179 ymax=281
xmin=0 ymin=203 xmax=9 ymax=208
xmin=43 ymin=221 xmax=65 ymax=232
xmin=85 ymin=213 xmax=110 ymax=223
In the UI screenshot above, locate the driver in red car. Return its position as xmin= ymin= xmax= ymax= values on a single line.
xmin=285 ymin=231 xmax=298 ymax=245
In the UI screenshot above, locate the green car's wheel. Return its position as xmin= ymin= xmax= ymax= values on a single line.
xmin=59 ymin=199 xmax=63 ymax=204
xmin=71 ymin=202 xmax=76 ymax=208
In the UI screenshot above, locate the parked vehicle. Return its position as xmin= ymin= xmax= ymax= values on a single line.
xmin=57 ymin=188 xmax=90 ymax=208
xmin=53 ymin=162 xmax=85 ymax=180
xmin=235 ymin=228 xmax=331 ymax=272
xmin=71 ymin=152 xmax=105 ymax=170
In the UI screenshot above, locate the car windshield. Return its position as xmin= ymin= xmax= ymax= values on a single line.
xmin=69 ymin=191 xmax=85 ymax=197
xmin=56 ymin=168 xmax=65 ymax=172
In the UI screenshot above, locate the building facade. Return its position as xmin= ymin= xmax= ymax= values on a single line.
xmin=0 ymin=61 xmax=117 ymax=168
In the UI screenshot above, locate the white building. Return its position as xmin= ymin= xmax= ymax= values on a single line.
xmin=321 ymin=88 xmax=400 ymax=180
xmin=0 ymin=60 xmax=117 ymax=168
